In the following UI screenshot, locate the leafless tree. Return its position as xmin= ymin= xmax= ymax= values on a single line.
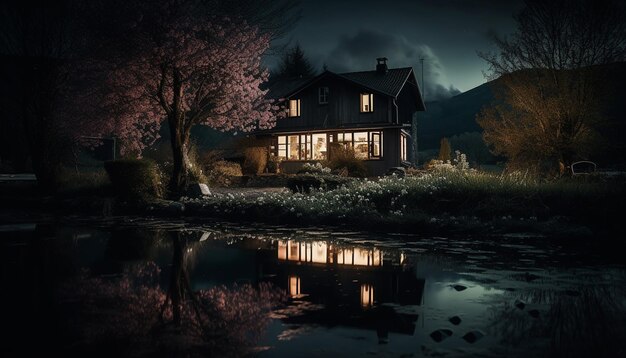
xmin=478 ymin=0 xmax=626 ymax=175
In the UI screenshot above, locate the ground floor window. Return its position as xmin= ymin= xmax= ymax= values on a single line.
xmin=337 ymin=131 xmax=382 ymax=159
xmin=276 ymin=130 xmax=382 ymax=161
xmin=277 ymin=133 xmax=328 ymax=160
xmin=401 ymin=133 xmax=408 ymax=162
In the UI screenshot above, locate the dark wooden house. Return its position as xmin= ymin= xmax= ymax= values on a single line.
xmin=257 ymin=58 xmax=425 ymax=176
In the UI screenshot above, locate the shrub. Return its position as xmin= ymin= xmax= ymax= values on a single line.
xmin=207 ymin=160 xmax=243 ymax=187
xmin=297 ymin=162 xmax=332 ymax=175
xmin=57 ymin=167 xmax=111 ymax=194
xmin=242 ymin=147 xmax=267 ymax=175
xmin=286 ymin=174 xmax=352 ymax=193
xmin=326 ymin=143 xmax=367 ymax=177
xmin=104 ymin=159 xmax=164 ymax=199
xmin=185 ymin=143 xmax=208 ymax=184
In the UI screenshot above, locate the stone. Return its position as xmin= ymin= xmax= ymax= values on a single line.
xmin=448 ymin=316 xmax=462 ymax=325
xmin=186 ymin=183 xmax=211 ymax=198
xmin=451 ymin=284 xmax=467 ymax=292
xmin=429 ymin=329 xmax=453 ymax=342
xmin=514 ymin=300 xmax=526 ymax=310
xmin=462 ymin=330 xmax=484 ymax=343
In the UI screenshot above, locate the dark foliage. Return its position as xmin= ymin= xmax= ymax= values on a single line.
xmin=104 ymin=159 xmax=163 ymax=199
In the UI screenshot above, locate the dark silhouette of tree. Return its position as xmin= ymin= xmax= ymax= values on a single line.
xmin=62 ymin=232 xmax=286 ymax=356
xmin=477 ymin=0 xmax=626 ymax=175
xmin=0 ymin=0 xmax=77 ymax=191
xmin=449 ymin=132 xmax=494 ymax=165
xmin=273 ymin=43 xmax=316 ymax=80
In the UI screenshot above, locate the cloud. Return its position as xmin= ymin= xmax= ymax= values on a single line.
xmin=324 ymin=30 xmax=461 ymax=101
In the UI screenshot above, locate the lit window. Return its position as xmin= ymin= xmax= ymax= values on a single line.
xmin=288 ymin=99 xmax=300 ymax=117
xmin=354 ymin=132 xmax=368 ymax=159
xmin=299 ymin=134 xmax=312 ymax=160
xmin=371 ymin=132 xmax=381 ymax=158
xmin=277 ymin=136 xmax=287 ymax=159
xmin=360 ymin=93 xmax=374 ymax=112
xmin=335 ymin=131 xmax=382 ymax=160
xmin=401 ymin=133 xmax=408 ymax=162
xmin=319 ymin=87 xmax=329 ymax=104
xmin=312 ymin=133 xmax=327 ymax=160
xmin=288 ymin=135 xmax=299 ymax=160
xmin=278 ymin=134 xmax=314 ymax=160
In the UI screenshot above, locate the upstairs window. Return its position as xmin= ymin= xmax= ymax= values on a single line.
xmin=288 ymin=99 xmax=301 ymax=117
xmin=318 ymin=87 xmax=329 ymax=104
xmin=360 ymin=93 xmax=374 ymax=112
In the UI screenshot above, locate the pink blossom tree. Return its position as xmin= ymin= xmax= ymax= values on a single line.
xmin=74 ymin=1 xmax=278 ymax=195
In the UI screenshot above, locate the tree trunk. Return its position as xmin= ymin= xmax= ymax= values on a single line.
xmin=169 ymin=236 xmax=185 ymax=327
xmin=168 ymin=121 xmax=191 ymax=196
xmin=167 ymin=71 xmax=192 ymax=197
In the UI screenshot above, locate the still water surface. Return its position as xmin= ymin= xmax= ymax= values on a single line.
xmin=3 ymin=219 xmax=625 ymax=357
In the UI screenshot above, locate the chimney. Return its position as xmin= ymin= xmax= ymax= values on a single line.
xmin=376 ymin=57 xmax=388 ymax=74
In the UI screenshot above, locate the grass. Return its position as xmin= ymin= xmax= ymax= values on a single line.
xmin=181 ymin=169 xmax=626 ymax=238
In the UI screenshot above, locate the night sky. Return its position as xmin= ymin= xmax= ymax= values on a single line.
xmin=272 ymin=0 xmax=523 ymax=100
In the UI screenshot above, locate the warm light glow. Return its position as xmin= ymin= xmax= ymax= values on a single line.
xmin=354 ymin=132 xmax=368 ymax=159
xmin=401 ymin=133 xmax=408 ymax=162
xmin=278 ymin=240 xmax=328 ymax=263
xmin=360 ymin=93 xmax=374 ymax=112
xmin=361 ymin=284 xmax=374 ymax=308
xmin=278 ymin=241 xmax=383 ymax=266
xmin=288 ymin=99 xmax=300 ymax=117
xmin=336 ymin=247 xmax=382 ymax=266
xmin=312 ymin=133 xmax=327 ymax=160
xmin=289 ymin=276 xmax=301 ymax=297
xmin=337 ymin=131 xmax=382 ymax=160
xmin=288 ymin=135 xmax=299 ymax=160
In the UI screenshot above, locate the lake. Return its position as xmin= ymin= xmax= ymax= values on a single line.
xmin=2 ymin=218 xmax=625 ymax=357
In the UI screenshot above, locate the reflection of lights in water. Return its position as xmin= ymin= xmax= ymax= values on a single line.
xmin=337 ymin=247 xmax=382 ymax=266
xmin=400 ymin=253 xmax=406 ymax=265
xmin=361 ymin=284 xmax=374 ymax=308
xmin=289 ymin=276 xmax=301 ymax=297
xmin=277 ymin=240 xmax=383 ymax=266
xmin=278 ymin=240 xmax=328 ymax=263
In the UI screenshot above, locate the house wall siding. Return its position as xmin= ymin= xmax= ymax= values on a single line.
xmin=278 ymin=128 xmax=403 ymax=176
xmin=275 ymin=77 xmax=391 ymax=131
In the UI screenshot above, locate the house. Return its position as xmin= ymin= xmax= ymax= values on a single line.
xmin=257 ymin=57 xmax=426 ymax=176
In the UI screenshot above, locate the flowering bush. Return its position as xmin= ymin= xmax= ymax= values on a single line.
xmin=298 ymin=162 xmax=332 ymax=175
xmin=181 ymin=166 xmax=622 ymax=229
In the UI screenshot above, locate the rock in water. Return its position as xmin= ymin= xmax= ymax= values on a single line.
xmin=429 ymin=329 xmax=453 ymax=342
xmin=448 ymin=316 xmax=462 ymax=325
xmin=186 ymin=183 xmax=211 ymax=197
xmin=462 ymin=330 xmax=484 ymax=343
xmin=515 ymin=300 xmax=526 ymax=310
xmin=451 ymin=284 xmax=467 ymax=292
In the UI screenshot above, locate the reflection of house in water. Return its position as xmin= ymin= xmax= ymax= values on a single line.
xmin=268 ymin=240 xmax=425 ymax=336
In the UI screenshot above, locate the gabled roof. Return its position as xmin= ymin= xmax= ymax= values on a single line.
xmin=266 ymin=76 xmax=313 ymax=100
xmin=338 ymin=67 xmax=413 ymax=98
xmin=266 ymin=67 xmax=425 ymax=111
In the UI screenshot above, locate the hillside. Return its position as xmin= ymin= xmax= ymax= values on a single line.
xmin=418 ymin=81 xmax=494 ymax=150
xmin=418 ymin=62 xmax=626 ymax=167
